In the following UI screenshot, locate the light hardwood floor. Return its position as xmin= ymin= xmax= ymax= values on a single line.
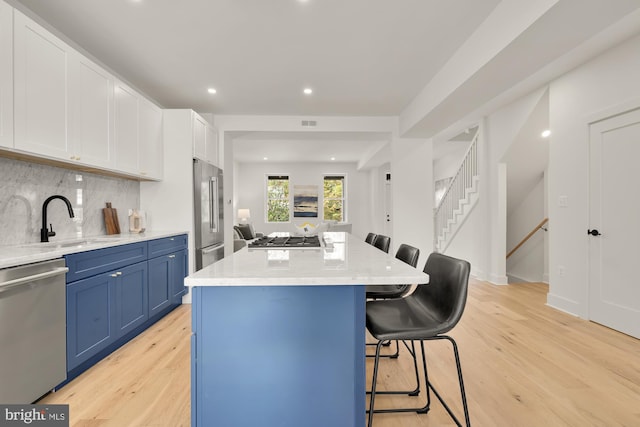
xmin=40 ymin=279 xmax=640 ymax=426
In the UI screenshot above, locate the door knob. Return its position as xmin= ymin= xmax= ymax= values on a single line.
xmin=588 ymin=229 xmax=601 ymax=236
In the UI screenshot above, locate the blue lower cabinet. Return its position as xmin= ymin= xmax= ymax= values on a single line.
xmin=191 ymin=285 xmax=366 ymax=427
xmin=64 ymin=234 xmax=188 ymax=380
xmin=67 ymin=261 xmax=148 ymax=371
xmin=115 ymin=262 xmax=149 ymax=337
xmin=66 ymin=271 xmax=117 ymax=371
xmin=149 ymin=248 xmax=188 ymax=317
xmin=148 ymin=255 xmax=172 ymax=317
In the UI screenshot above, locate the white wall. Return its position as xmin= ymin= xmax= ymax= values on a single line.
xmin=433 ymin=142 xmax=469 ymax=182
xmin=442 ymin=89 xmax=548 ymax=283
xmin=391 ymin=138 xmax=433 ymax=268
xmin=367 ymin=163 xmax=389 ymax=237
xmin=234 ymin=161 xmax=373 ymax=240
xmin=486 ymin=89 xmax=549 ymax=284
xmin=506 ymin=175 xmax=546 ymax=282
xmin=547 ymin=33 xmax=640 ymax=317
xmin=141 ymin=110 xmax=196 ymax=273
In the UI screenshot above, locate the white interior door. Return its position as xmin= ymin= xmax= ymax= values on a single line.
xmin=588 ymin=107 xmax=640 ymax=339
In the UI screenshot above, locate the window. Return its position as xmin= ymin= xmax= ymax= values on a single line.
xmin=323 ymin=175 xmax=345 ymax=221
xmin=266 ymin=175 xmax=290 ymax=222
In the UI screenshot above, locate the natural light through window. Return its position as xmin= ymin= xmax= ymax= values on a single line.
xmin=323 ymin=175 xmax=345 ymax=222
xmin=266 ymin=175 xmax=290 ymax=222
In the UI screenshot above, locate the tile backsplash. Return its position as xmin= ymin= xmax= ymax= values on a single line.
xmin=0 ymin=157 xmax=139 ymax=246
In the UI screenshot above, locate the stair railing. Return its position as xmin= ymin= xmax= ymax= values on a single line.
xmin=434 ymin=133 xmax=479 ymax=250
xmin=506 ymin=218 xmax=548 ymax=259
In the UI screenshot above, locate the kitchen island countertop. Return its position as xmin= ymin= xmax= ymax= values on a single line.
xmin=186 ymin=231 xmax=429 ymax=287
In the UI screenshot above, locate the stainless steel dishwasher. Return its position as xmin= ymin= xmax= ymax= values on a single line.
xmin=0 ymin=258 xmax=68 ymax=403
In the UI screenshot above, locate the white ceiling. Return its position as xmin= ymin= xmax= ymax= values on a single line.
xmin=230 ymin=131 xmax=389 ymax=164
xmin=10 ymin=0 xmax=500 ymax=116
xmin=10 ymin=0 xmax=640 ymax=167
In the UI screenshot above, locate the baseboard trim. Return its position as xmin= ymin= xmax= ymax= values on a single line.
xmin=507 ymin=274 xmax=531 ymax=283
xmin=489 ymin=273 xmax=509 ymax=285
xmin=546 ymin=293 xmax=581 ymax=318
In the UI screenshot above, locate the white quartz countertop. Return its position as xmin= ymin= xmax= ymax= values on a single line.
xmin=0 ymin=231 xmax=188 ymax=269
xmin=186 ymin=232 xmax=429 ymax=287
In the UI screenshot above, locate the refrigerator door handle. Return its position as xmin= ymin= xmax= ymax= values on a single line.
xmin=209 ymin=176 xmax=219 ymax=233
xmin=202 ymin=243 xmax=225 ymax=254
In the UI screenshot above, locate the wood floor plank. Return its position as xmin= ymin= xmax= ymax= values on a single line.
xmin=39 ymin=279 xmax=640 ymax=426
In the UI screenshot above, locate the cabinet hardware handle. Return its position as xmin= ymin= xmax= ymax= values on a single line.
xmin=0 ymin=267 xmax=68 ymax=292
xmin=110 ymin=273 xmax=118 ymax=277
xmin=168 ymin=255 xmax=176 ymax=258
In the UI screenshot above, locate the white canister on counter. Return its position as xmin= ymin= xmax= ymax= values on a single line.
xmin=128 ymin=209 xmax=147 ymax=233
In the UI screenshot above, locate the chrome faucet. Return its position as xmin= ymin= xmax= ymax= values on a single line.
xmin=41 ymin=195 xmax=75 ymax=242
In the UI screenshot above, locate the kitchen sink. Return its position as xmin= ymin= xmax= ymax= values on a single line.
xmin=26 ymin=237 xmax=121 ymax=249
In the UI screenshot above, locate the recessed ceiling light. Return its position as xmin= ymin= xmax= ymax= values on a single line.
xmin=303 ymin=88 xmax=313 ymax=95
xmin=263 ymin=157 xmax=268 ymax=161
xmin=207 ymin=88 xmax=217 ymax=94
xmin=330 ymin=157 xmax=336 ymax=161
xmin=541 ymin=129 xmax=551 ymax=138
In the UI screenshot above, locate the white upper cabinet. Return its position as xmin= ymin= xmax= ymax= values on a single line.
xmin=205 ymin=124 xmax=218 ymax=166
xmin=193 ymin=113 xmax=207 ymax=161
xmin=138 ymin=97 xmax=163 ymax=180
xmin=114 ymin=80 xmax=139 ymax=175
xmin=114 ymin=81 xmax=163 ymax=180
xmin=68 ymin=52 xmax=115 ymax=168
xmin=5 ymin=4 xmax=163 ymax=180
xmin=193 ymin=112 xmax=218 ymax=167
xmin=13 ymin=10 xmax=71 ymax=159
xmin=0 ymin=1 xmax=12 ymax=149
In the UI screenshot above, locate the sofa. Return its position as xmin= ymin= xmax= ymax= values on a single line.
xmin=233 ymin=224 xmax=264 ymax=252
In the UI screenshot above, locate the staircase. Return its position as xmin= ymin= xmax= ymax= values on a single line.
xmin=434 ymin=134 xmax=479 ymax=253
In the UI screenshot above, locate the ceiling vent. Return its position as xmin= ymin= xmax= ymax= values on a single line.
xmin=301 ymin=120 xmax=317 ymax=127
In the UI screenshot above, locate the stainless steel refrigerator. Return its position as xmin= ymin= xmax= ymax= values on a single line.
xmin=193 ymin=158 xmax=224 ymax=270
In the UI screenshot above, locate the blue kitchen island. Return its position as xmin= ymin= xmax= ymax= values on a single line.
xmin=185 ymin=232 xmax=429 ymax=427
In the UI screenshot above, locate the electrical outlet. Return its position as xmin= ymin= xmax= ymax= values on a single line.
xmin=558 ymin=266 xmax=566 ymax=277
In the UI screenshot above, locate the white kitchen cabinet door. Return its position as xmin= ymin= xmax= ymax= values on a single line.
xmin=114 ymin=81 xmax=139 ymax=174
xmin=68 ymin=53 xmax=115 ymax=169
xmin=0 ymin=1 xmax=12 ymax=149
xmin=193 ymin=113 xmax=207 ymax=161
xmin=205 ymin=124 xmax=218 ymax=166
xmin=138 ymin=98 xmax=163 ymax=180
xmin=13 ymin=10 xmax=71 ymax=159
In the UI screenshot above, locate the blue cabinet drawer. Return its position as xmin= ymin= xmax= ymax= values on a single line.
xmin=148 ymin=234 xmax=187 ymax=258
xmin=65 ymin=242 xmax=147 ymax=282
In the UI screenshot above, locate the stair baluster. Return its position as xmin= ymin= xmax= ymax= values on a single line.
xmin=434 ymin=133 xmax=479 ymax=252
